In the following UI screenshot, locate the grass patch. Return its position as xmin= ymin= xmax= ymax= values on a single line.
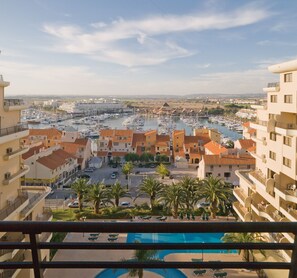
xmin=52 ymin=209 xmax=76 ymax=221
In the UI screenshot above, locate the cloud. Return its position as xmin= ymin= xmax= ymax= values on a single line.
xmin=42 ymin=4 xmax=271 ymax=67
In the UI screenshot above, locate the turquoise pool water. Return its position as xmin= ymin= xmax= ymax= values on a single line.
xmin=126 ymin=232 xmax=235 ymax=258
xmin=95 ymin=268 xmax=186 ymax=278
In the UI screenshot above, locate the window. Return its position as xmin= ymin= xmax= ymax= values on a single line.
xmin=270 ymin=132 xmax=277 ymax=141
xmin=283 ymin=157 xmax=291 ymax=168
xmin=206 ymin=172 xmax=212 ymax=177
xmin=113 ymin=142 xmax=119 ymax=146
xmin=270 ymin=95 xmax=277 ymax=103
xmin=210 ymin=165 xmax=214 ymax=171
xmin=284 ymin=136 xmax=292 ymax=146
xmin=269 ymin=151 xmax=276 ymax=160
xmin=284 ymin=95 xmax=293 ymax=103
xmin=224 ymin=172 xmax=231 ymax=178
xmin=284 ymin=73 xmax=292 ymax=82
xmin=229 ymin=165 xmax=232 ymax=170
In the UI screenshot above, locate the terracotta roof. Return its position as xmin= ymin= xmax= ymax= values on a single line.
xmin=184 ymin=136 xmax=199 ymax=144
xmin=247 ymin=145 xmax=256 ymax=152
xmin=145 ymin=130 xmax=157 ymax=136
xmin=29 ymin=128 xmax=62 ymax=138
xmin=155 ymin=141 xmax=168 ymax=147
xmin=173 ymin=130 xmax=185 ymax=136
xmin=132 ymin=133 xmax=146 ymax=147
xmin=204 ymin=141 xmax=227 ymax=155
xmin=22 ymin=144 xmax=45 ymax=160
xmin=112 ymin=151 xmax=128 ymax=157
xmin=100 ymin=129 xmax=114 ymax=137
xmin=74 ymin=138 xmax=89 ymax=146
xmin=238 ymin=139 xmax=255 ymax=150
xmin=108 ymin=140 xmax=112 ymax=148
xmin=156 ymin=134 xmax=170 ymax=143
xmin=97 ymin=151 xmax=108 ymax=156
xmin=202 ymin=154 xmax=255 ymax=165
xmin=242 ymin=122 xmax=250 ymax=127
xmin=37 ymin=149 xmax=76 ymax=170
xmin=248 ymin=128 xmax=256 ymax=134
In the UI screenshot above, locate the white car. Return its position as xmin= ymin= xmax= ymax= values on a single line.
xmin=68 ymin=201 xmax=79 ymax=208
xmin=120 ymin=201 xmax=130 ymax=207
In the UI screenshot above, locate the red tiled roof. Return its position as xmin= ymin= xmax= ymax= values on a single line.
xmin=242 ymin=122 xmax=250 ymax=127
xmin=204 ymin=141 xmax=227 ymax=155
xmin=202 ymin=154 xmax=255 ymax=165
xmin=238 ymin=139 xmax=255 ymax=150
xmin=37 ymin=149 xmax=76 ymax=170
xmin=22 ymin=144 xmax=45 ymax=160
xmin=97 ymin=151 xmax=108 ymax=157
xmin=132 ymin=133 xmax=146 ymax=147
xmin=29 ymin=128 xmax=62 ymax=138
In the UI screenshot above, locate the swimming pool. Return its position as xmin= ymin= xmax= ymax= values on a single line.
xmin=95 ymin=268 xmax=186 ymax=278
xmin=126 ymin=232 xmax=235 ymax=258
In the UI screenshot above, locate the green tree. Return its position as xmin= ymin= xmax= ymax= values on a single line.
xmin=138 ymin=177 xmax=164 ymax=210
xmin=159 ymin=183 xmax=184 ymax=218
xmin=124 ymin=153 xmax=140 ymax=162
xmin=71 ymin=178 xmax=88 ymax=211
xmin=113 ymin=156 xmax=121 ymax=166
xmin=199 ymin=176 xmax=232 ymax=219
xmin=225 ymin=140 xmax=234 ymax=148
xmin=86 ymin=182 xmax=110 ymax=214
xmin=139 ymin=152 xmax=154 ymax=163
xmin=156 ymin=163 xmax=170 ymax=179
xmin=122 ymin=162 xmax=134 ymax=180
xmin=221 ymin=232 xmax=266 ymax=262
xmin=155 ymin=154 xmax=169 ymax=163
xmin=124 ymin=240 xmax=160 ymax=278
xmin=109 ymin=181 xmax=130 ymax=207
xmin=179 ymin=177 xmax=200 ymax=212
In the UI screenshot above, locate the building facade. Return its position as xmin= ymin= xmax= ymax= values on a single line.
xmin=234 ymin=59 xmax=297 ymax=262
xmin=0 ymin=75 xmax=52 ymax=278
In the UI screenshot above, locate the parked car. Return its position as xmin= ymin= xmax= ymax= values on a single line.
xmin=111 ymin=173 xmax=117 ymax=179
xmin=84 ymin=168 xmax=94 ymax=173
xmin=120 ymin=201 xmax=130 ymax=207
xmin=197 ymin=202 xmax=210 ymax=208
xmin=68 ymin=201 xmax=79 ymax=208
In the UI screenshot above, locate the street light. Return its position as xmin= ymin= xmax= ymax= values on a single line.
xmin=201 ymin=241 xmax=204 ymax=261
xmin=81 ymin=216 xmax=86 ymax=237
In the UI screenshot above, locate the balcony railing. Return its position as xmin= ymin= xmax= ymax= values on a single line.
xmin=3 ymin=99 xmax=25 ymax=107
xmin=0 ymin=191 xmax=28 ymax=220
xmin=267 ymin=82 xmax=280 ymax=88
xmin=1 ymin=221 xmax=297 ymax=278
xmin=250 ymin=170 xmax=266 ymax=185
xmin=0 ymin=123 xmax=28 ymax=138
xmin=20 ymin=192 xmax=44 ymax=217
xmin=276 ymin=122 xmax=297 ymax=130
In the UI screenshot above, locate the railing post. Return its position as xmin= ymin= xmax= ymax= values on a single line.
xmin=29 ymin=233 xmax=43 ymax=278
xmin=289 ymin=233 xmax=297 ymax=278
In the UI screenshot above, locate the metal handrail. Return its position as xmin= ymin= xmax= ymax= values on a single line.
xmin=3 ymin=99 xmax=25 ymax=107
xmin=0 ymin=221 xmax=296 ymax=278
xmin=0 ymin=123 xmax=28 ymax=138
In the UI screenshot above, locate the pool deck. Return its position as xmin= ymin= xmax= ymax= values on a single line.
xmin=44 ymin=218 xmax=284 ymax=278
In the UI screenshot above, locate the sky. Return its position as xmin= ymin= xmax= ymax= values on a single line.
xmin=1 ymin=0 xmax=297 ymax=96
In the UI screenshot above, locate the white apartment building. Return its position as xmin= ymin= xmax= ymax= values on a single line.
xmin=0 ymin=75 xmax=52 ymax=278
xmin=234 ymin=59 xmax=297 ymax=263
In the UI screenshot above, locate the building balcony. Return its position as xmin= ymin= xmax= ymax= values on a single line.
xmin=233 ymin=201 xmax=251 ymax=221
xmin=36 ymin=208 xmax=53 ymax=222
xmin=0 ymin=191 xmax=29 ymax=221
xmin=275 ymin=186 xmax=297 ymax=204
xmin=235 ymin=170 xmax=256 ymax=190
xmin=19 ymin=190 xmax=48 ymax=219
xmin=2 ymin=165 xmax=30 ymax=185
xmin=3 ymin=146 xmax=29 ymax=161
xmin=250 ymin=120 xmax=268 ymax=132
xmin=0 ymin=123 xmax=29 ymax=145
xmin=249 ymin=170 xmax=266 ymax=191
xmin=280 ymin=202 xmax=297 ymax=222
xmin=233 ymin=188 xmax=251 ymax=208
xmin=263 ymin=82 xmax=280 ymax=93
xmin=3 ymin=99 xmax=28 ymax=111
xmin=0 ymin=221 xmax=296 ymax=277
xmin=0 ymin=234 xmax=25 ymax=262
xmin=275 ymin=122 xmax=297 ymax=136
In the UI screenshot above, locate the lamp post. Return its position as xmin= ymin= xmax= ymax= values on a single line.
xmin=81 ymin=216 xmax=86 ymax=237
xmin=201 ymin=241 xmax=204 ymax=261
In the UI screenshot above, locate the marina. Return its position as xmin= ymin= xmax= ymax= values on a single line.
xmin=22 ymin=108 xmax=243 ymax=142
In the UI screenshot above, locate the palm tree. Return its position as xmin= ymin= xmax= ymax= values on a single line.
xmin=156 ymin=163 xmax=170 ymax=179
xmin=109 ymin=180 xmax=130 ymax=207
xmin=122 ymin=161 xmax=134 ymax=179
xmin=179 ymin=177 xmax=199 ymax=212
xmin=86 ymin=182 xmax=110 ymax=214
xmin=138 ymin=177 xmax=164 ymax=209
xmin=159 ymin=183 xmax=184 ymax=218
xmin=124 ymin=240 xmax=160 ymax=278
xmin=199 ymin=176 xmax=232 ymax=219
xmin=221 ymin=232 xmax=266 ymax=262
xmin=71 ymin=178 xmax=88 ymax=211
